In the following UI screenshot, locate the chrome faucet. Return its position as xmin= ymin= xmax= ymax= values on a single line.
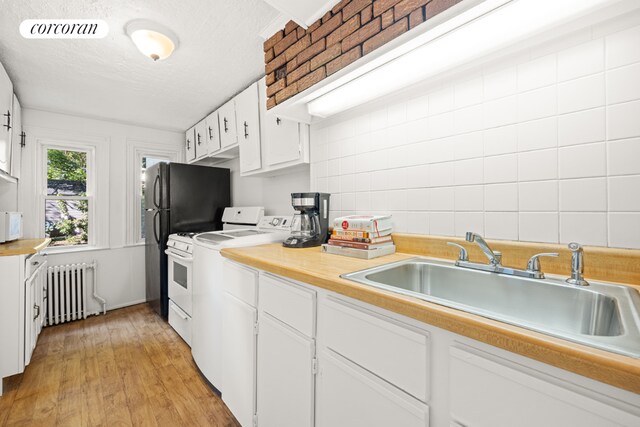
xmin=448 ymin=232 xmax=558 ymax=279
xmin=566 ymin=242 xmax=589 ymax=286
xmin=465 ymin=232 xmax=501 ymax=265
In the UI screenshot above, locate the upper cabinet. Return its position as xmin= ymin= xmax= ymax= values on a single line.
xmin=0 ymin=62 xmax=13 ymax=175
xmin=219 ymin=99 xmax=238 ymax=149
xmin=236 ymin=82 xmax=262 ymax=174
xmin=185 ymin=77 xmax=309 ymax=176
xmin=263 ymin=0 xmax=336 ymax=27
xmin=10 ymin=94 xmax=22 ymax=179
xmin=185 ymin=126 xmax=196 ymax=163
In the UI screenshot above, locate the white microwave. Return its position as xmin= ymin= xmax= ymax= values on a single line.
xmin=0 ymin=212 xmax=23 ymax=243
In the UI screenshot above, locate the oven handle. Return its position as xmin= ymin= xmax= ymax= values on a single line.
xmin=164 ymin=249 xmax=193 ymax=262
xmin=170 ymin=303 xmax=189 ymax=320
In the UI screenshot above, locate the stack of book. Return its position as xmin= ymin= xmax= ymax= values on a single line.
xmin=322 ymin=215 xmax=396 ymax=259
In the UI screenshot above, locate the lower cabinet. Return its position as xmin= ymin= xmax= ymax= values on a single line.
xmin=219 ymin=265 xmax=640 ymax=427
xmin=222 ymin=260 xmax=258 ymax=427
xmin=449 ymin=346 xmax=639 ymax=427
xmin=316 ymin=349 xmax=429 ymax=427
xmin=256 ymin=313 xmax=315 ymax=427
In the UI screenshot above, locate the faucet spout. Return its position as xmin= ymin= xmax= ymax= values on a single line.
xmin=465 ymin=232 xmax=501 ymax=265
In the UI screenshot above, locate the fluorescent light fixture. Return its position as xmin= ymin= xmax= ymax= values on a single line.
xmin=306 ymin=0 xmax=616 ymax=117
xmin=125 ymin=20 xmax=179 ymax=61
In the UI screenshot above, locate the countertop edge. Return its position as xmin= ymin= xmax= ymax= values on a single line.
xmin=0 ymin=238 xmax=51 ymax=256
xmin=221 ymin=245 xmax=640 ymax=395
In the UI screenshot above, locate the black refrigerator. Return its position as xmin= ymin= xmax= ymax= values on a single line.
xmin=144 ymin=162 xmax=230 ymax=319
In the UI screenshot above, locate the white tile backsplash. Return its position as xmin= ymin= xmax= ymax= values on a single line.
xmin=608 ymin=137 xmax=640 ymax=176
xmin=559 ymin=178 xmax=607 ymax=211
xmin=517 ymin=117 xmax=557 ymax=152
xmin=557 ymin=73 xmax=605 ymax=114
xmin=560 ymin=213 xmax=607 ymax=246
xmin=607 ymin=100 xmax=640 ymax=140
xmin=607 ymin=63 xmax=640 ymax=105
xmin=606 ymin=25 xmax=640 ymax=69
xmin=557 ymin=39 xmax=604 ymax=82
xmin=609 ymin=213 xmax=640 ymax=249
xmin=557 ymin=108 xmax=605 ymax=147
xmin=311 ymin=21 xmax=640 ymax=248
xmin=558 ymin=142 xmax=606 ymax=179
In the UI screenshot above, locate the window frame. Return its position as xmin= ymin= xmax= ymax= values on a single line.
xmin=40 ymin=142 xmax=96 ymax=250
xmin=127 ymin=144 xmax=179 ymax=245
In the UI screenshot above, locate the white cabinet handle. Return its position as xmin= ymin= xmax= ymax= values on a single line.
xmin=170 ymin=303 xmax=188 ymax=320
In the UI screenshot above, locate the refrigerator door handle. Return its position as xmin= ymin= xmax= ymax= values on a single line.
xmin=153 ymin=211 xmax=160 ymax=245
xmin=153 ymin=173 xmax=161 ymax=209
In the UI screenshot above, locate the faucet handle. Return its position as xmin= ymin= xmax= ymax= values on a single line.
xmin=447 ymin=242 xmax=468 ymax=262
xmin=527 ymin=252 xmax=559 ymax=273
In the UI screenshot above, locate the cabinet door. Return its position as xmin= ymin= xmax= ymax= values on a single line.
xmin=219 ymin=100 xmax=238 ymax=149
xmin=24 ymin=273 xmax=37 ymax=366
xmin=449 ymin=346 xmax=639 ymax=427
xmin=236 ymin=82 xmax=262 ymax=173
xmin=257 ymin=312 xmax=315 ymax=427
xmin=222 ymin=292 xmax=257 ymax=427
xmin=10 ymin=94 xmax=21 ymax=179
xmin=185 ymin=126 xmax=196 ymax=162
xmin=264 ymin=113 xmax=301 ymax=166
xmin=194 ymin=119 xmax=207 ymax=160
xmin=205 ymin=111 xmax=221 ymax=154
xmin=316 ymin=349 xmax=429 ymax=427
xmin=0 ymin=62 xmax=13 ymax=174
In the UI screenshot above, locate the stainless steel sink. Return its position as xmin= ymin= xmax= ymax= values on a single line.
xmin=342 ymin=258 xmax=640 ymax=358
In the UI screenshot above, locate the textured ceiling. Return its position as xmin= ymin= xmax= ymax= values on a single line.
xmin=0 ymin=0 xmax=278 ymax=131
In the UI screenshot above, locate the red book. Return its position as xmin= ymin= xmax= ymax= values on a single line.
xmin=327 ymin=239 xmax=394 ymax=250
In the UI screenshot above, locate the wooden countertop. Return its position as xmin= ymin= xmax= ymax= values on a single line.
xmin=0 ymin=238 xmax=51 ymax=256
xmin=221 ymin=243 xmax=640 ymax=394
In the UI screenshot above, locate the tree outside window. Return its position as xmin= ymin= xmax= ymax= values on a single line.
xmin=45 ymin=149 xmax=90 ymax=246
xmin=140 ymin=156 xmax=167 ymax=240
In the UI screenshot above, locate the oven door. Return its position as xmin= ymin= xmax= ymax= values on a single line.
xmin=165 ymin=248 xmax=193 ymax=316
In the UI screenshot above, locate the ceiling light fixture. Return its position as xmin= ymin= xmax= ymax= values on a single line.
xmin=125 ymin=20 xmax=179 ymax=61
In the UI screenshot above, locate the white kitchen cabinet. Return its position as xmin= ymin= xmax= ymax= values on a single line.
xmin=0 ymin=251 xmax=47 ymax=396
xmin=257 ymin=313 xmax=315 ymax=427
xmin=0 ymin=61 xmax=13 ymax=175
xmin=318 ymin=296 xmax=430 ymax=402
xmin=194 ymin=119 xmax=207 ymax=161
xmin=10 ymin=94 xmax=22 ymax=179
xmin=222 ymin=260 xmax=259 ymax=427
xmin=257 ymin=273 xmax=317 ymax=427
xmin=205 ymin=110 xmax=221 ymax=154
xmin=316 ymin=348 xmax=430 ymax=427
xmin=219 ymin=99 xmax=238 ymax=149
xmin=236 ymin=82 xmax=262 ymax=174
xmin=185 ymin=126 xmax=196 ymax=163
xmin=449 ymin=345 xmax=639 ymax=427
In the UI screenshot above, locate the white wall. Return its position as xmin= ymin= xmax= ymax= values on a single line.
xmin=220 ymin=157 xmax=310 ymax=216
xmin=309 ymin=13 xmax=640 ymax=250
xmin=19 ymin=109 xmax=183 ymax=312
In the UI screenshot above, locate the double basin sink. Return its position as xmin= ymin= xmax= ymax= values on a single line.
xmin=342 ymin=258 xmax=640 ymax=358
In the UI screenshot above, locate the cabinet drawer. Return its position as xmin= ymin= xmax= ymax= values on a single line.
xmin=169 ymin=301 xmax=192 ymax=346
xmin=319 ymin=296 xmax=429 ymax=402
xmin=317 ymin=349 xmax=429 ymax=427
xmin=449 ymin=346 xmax=639 ymax=427
xmin=260 ymin=273 xmax=315 ymax=337
xmin=222 ymin=260 xmax=258 ymax=307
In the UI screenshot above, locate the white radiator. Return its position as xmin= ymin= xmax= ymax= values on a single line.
xmin=45 ymin=262 xmax=106 ymax=326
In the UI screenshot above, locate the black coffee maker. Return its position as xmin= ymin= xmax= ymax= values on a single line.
xmin=283 ymin=192 xmax=330 ymax=248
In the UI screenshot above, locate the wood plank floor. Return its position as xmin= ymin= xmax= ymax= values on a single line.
xmin=0 ymin=304 xmax=240 ymax=427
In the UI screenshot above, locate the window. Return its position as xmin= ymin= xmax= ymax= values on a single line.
xmin=139 ymin=155 xmax=168 ymax=240
xmin=128 ymin=145 xmax=178 ymax=245
xmin=44 ymin=148 xmax=92 ymax=247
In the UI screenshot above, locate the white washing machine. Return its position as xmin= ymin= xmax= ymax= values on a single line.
xmin=192 ymin=207 xmax=292 ymax=392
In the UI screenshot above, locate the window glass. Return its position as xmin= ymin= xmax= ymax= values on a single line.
xmin=45 ymin=149 xmax=90 ymax=247
xmin=140 ymin=156 xmax=166 ymax=239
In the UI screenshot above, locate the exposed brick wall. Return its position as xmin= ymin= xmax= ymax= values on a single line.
xmin=264 ymin=0 xmax=463 ymax=108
